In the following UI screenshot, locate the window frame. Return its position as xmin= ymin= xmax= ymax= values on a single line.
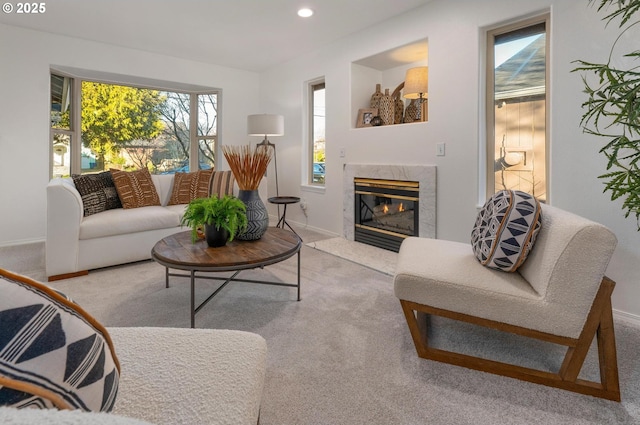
xmin=50 ymin=73 xmax=80 ymax=178
xmin=307 ymin=79 xmax=325 ymax=187
xmin=484 ymin=13 xmax=550 ymax=201
xmin=49 ymin=69 xmax=220 ymax=178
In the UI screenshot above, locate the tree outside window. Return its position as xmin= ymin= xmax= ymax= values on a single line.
xmin=50 ymin=75 xmax=218 ymax=177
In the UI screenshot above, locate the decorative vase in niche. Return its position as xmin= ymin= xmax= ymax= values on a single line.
xmin=404 ymin=99 xmax=420 ymax=123
xmin=370 ymin=83 xmax=383 ymax=109
xmin=378 ymin=88 xmax=394 ymax=126
xmin=236 ymin=190 xmax=268 ymax=240
xmin=204 ymin=224 xmax=229 ymax=247
xmin=394 ymin=92 xmax=404 ymax=124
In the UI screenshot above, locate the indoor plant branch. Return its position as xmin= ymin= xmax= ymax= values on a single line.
xmin=573 ymin=0 xmax=640 ymax=226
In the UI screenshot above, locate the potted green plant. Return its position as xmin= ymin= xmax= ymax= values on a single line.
xmin=573 ymin=0 xmax=640 ymax=227
xmin=181 ymin=195 xmax=248 ymax=247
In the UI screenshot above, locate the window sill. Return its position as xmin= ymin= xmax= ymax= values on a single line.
xmin=301 ymin=184 xmax=325 ymax=194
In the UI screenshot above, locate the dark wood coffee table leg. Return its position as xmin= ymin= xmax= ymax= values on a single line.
xmin=191 ymin=270 xmax=196 ymax=328
xmin=297 ymin=250 xmax=301 ymax=301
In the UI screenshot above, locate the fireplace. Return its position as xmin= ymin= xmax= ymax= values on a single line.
xmin=343 ymin=164 xmax=436 ymax=248
xmin=354 ymin=178 xmax=419 ymax=252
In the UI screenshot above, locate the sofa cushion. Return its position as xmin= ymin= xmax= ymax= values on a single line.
xmin=168 ymin=169 xmax=214 ymax=205
xmin=110 ymin=169 xmax=160 ymax=209
xmin=471 ymin=190 xmax=542 ymax=272
xmin=72 ymin=172 xmax=122 ymax=216
xmin=79 ymin=206 xmax=181 ymax=240
xmin=0 ymin=269 xmax=119 ymax=411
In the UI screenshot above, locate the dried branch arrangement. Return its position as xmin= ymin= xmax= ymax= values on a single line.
xmin=222 ymin=144 xmax=273 ymax=190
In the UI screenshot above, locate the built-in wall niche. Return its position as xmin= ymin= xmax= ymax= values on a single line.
xmin=351 ymin=39 xmax=428 ymax=128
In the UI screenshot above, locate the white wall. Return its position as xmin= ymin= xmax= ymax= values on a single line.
xmin=258 ymin=0 xmax=640 ymax=321
xmin=2 ymin=0 xmax=639 ymax=322
xmin=0 ymin=24 xmax=260 ymax=246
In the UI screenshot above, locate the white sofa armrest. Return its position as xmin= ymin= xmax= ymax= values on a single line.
xmin=46 ymin=178 xmax=83 ymax=279
xmin=109 ymin=327 xmax=267 ymax=425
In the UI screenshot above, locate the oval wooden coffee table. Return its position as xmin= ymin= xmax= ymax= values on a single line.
xmin=152 ymin=227 xmax=301 ymax=328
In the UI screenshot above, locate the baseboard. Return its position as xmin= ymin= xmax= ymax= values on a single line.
xmin=613 ymin=309 xmax=640 ymax=328
xmin=288 ymin=219 xmax=340 ymax=238
xmin=0 ymin=237 xmax=45 ymax=248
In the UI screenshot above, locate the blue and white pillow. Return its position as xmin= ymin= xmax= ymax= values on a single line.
xmin=471 ymin=190 xmax=542 ymax=272
xmin=0 ymin=269 xmax=119 ymax=411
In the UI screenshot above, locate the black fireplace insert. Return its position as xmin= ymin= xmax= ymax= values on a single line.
xmin=354 ymin=178 xmax=419 ymax=252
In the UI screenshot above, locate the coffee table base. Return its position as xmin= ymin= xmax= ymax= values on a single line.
xmin=163 ymin=251 xmax=301 ymax=328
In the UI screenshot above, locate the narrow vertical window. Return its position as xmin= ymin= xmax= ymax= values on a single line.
xmin=487 ymin=16 xmax=548 ymax=201
xmin=50 ymin=74 xmax=74 ymax=177
xmin=310 ymin=82 xmax=325 ymax=185
xmin=196 ymin=93 xmax=217 ymax=170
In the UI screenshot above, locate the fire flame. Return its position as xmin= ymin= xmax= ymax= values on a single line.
xmin=381 ymin=203 xmax=405 ymax=214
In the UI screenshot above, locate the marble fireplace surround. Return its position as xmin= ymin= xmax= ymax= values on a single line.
xmin=343 ymin=164 xmax=436 ymax=241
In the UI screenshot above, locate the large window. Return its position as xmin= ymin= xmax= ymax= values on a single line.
xmin=486 ymin=15 xmax=549 ymax=201
xmin=50 ymin=74 xmax=218 ymax=177
xmin=308 ymin=81 xmax=325 ymax=185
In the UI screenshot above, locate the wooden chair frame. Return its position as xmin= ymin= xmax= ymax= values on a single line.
xmin=399 ymin=276 xmax=620 ymax=401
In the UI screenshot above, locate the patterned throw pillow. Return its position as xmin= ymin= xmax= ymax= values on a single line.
xmin=167 ymin=169 xmax=214 ymax=205
xmin=72 ymin=172 xmax=123 ymax=217
xmin=209 ymin=170 xmax=235 ymax=199
xmin=471 ymin=190 xmax=542 ymax=272
xmin=0 ymin=268 xmax=119 ymax=411
xmin=110 ymin=168 xmax=160 ymax=209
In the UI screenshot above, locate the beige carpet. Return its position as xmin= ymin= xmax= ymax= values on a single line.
xmin=305 ymin=237 xmax=397 ymax=276
xmin=2 ymin=229 xmax=640 ymax=425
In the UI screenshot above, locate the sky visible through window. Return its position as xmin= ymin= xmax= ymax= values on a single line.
xmin=495 ymin=34 xmax=542 ymax=68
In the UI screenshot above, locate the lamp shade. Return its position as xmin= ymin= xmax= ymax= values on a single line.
xmin=403 ymin=66 xmax=429 ymax=99
xmin=247 ymin=114 xmax=284 ymax=136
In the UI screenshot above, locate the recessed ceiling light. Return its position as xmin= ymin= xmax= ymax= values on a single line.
xmin=298 ymin=8 xmax=313 ymax=18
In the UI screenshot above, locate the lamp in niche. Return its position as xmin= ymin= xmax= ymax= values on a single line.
xmin=403 ymin=66 xmax=429 ymax=122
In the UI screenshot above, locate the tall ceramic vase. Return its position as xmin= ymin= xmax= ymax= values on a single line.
xmin=237 ymin=190 xmax=268 ymax=240
xmin=378 ymin=88 xmax=394 ymax=126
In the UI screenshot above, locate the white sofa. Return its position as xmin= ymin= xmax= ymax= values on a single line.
xmin=0 ymin=327 xmax=267 ymax=425
xmin=46 ymin=174 xmax=219 ymax=281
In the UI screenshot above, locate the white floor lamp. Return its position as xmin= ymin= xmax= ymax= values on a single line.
xmin=247 ymin=113 xmax=301 ymax=238
xmin=247 ymin=113 xmax=284 ymax=196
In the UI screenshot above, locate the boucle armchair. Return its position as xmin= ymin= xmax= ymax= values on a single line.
xmin=0 ymin=328 xmax=267 ymax=425
xmin=394 ymin=203 xmax=620 ymax=401
xmin=0 ymin=268 xmax=266 ymax=424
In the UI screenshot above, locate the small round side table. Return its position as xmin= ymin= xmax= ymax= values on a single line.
xmin=268 ymin=196 xmax=301 ymax=239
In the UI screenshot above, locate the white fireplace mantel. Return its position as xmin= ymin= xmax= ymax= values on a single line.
xmin=343 ymin=164 xmax=436 ymax=241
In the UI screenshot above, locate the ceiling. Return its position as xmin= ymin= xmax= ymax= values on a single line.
xmin=0 ymin=0 xmax=432 ymax=72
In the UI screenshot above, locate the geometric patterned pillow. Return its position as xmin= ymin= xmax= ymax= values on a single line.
xmin=167 ymin=169 xmax=214 ymax=205
xmin=110 ymin=168 xmax=160 ymax=209
xmin=470 ymin=190 xmax=542 ymax=272
xmin=0 ymin=268 xmax=119 ymax=411
xmin=71 ymin=172 xmax=122 ymax=217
